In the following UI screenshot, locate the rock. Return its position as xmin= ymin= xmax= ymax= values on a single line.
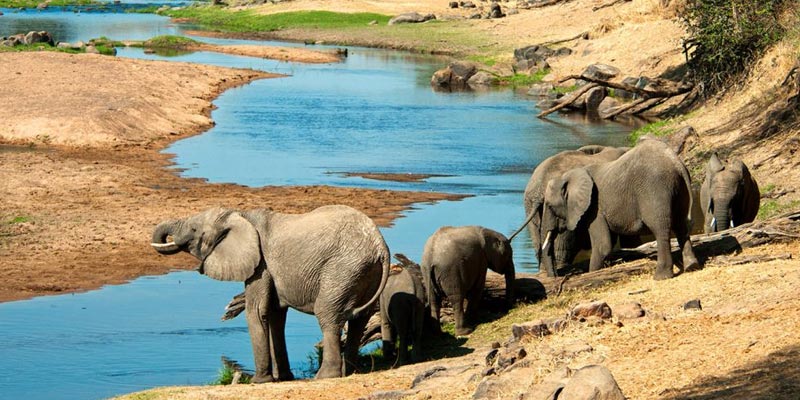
xmin=583 ymin=86 xmax=607 ymax=112
xmin=368 ymin=20 xmax=378 ymax=25
xmin=537 ymin=99 xmax=560 ymax=110
xmin=684 ymin=299 xmax=702 ymax=310
xmin=431 ymin=61 xmax=478 ymax=91
xmin=0 ymin=11 xmax=4 ymax=16
xmin=488 ymin=3 xmax=504 ymax=18
xmin=570 ymin=301 xmax=613 ymax=320
xmin=36 ymin=2 xmax=47 ymax=9
xmin=613 ymin=301 xmax=645 ymax=319
xmin=450 ymin=1 xmax=459 ymax=8
xmin=411 ymin=366 xmax=447 ymax=388
xmin=496 ymin=345 xmax=527 ymax=370
xmin=555 ymin=47 xmax=573 ymax=57
xmin=469 ymin=12 xmax=482 ymax=19
xmin=528 ymin=83 xmax=555 ymax=97
xmin=491 ymin=341 xmax=501 ymax=349
xmin=388 ymin=12 xmax=436 ymax=25
xmin=461 ymin=1 xmax=477 ymax=8
xmin=481 ymin=367 xmax=496 ymax=377
xmin=359 ymin=390 xmax=419 ymax=400
xmin=467 ymin=71 xmax=496 ymax=86
xmin=472 ymin=377 xmax=503 ymax=400
xmin=547 ymin=318 xmax=569 ymax=333
xmin=511 ymin=320 xmax=551 ymax=341
xmin=514 ymin=44 xmax=555 ymax=62
xmin=560 ymin=340 xmax=593 ymax=357
xmin=617 ymin=76 xmax=650 ymax=100
xmin=598 ymin=96 xmax=621 ymax=118
xmin=522 ymin=367 xmax=572 ymax=400
xmin=85 ymin=45 xmax=100 ymax=54
xmin=581 ymin=63 xmax=620 ymax=81
xmin=56 ymin=41 xmax=71 ymax=49
xmin=485 ymin=348 xmax=499 ymax=366
xmin=558 ymin=365 xmax=626 ymax=400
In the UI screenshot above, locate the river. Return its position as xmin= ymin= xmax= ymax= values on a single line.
xmin=0 ymin=7 xmax=632 ymax=399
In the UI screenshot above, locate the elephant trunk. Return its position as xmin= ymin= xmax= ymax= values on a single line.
xmin=151 ymin=219 xmax=184 ymax=255
xmin=712 ymin=200 xmax=732 ymax=232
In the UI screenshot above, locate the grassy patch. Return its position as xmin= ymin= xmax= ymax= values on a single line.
xmin=7 ymin=216 xmax=31 ymax=224
xmin=757 ymin=199 xmax=800 ymax=220
xmin=466 ymin=54 xmax=497 ymax=67
xmin=499 ymin=69 xmax=550 ymax=87
xmin=142 ymin=35 xmax=200 ymax=49
xmin=627 ymin=119 xmax=675 ymax=145
xmin=0 ymin=0 xmax=94 ymax=8
xmin=209 ymin=364 xmax=251 ymax=385
xmin=760 ymin=183 xmax=777 ymax=195
xmin=163 ymin=7 xmax=391 ymax=33
xmin=0 ymin=43 xmax=78 ymax=54
xmin=554 ymin=84 xmax=578 ymax=94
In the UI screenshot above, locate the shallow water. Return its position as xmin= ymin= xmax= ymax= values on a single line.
xmin=0 ymin=10 xmax=633 ymax=400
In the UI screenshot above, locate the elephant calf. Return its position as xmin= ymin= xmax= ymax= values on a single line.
xmin=701 ymin=153 xmax=759 ymax=233
xmin=379 ymin=265 xmax=426 ymax=365
xmin=421 ymin=226 xmax=515 ymax=336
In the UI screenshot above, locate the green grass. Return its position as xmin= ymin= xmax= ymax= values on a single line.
xmin=554 ymin=84 xmax=578 ymax=94
xmin=760 ymin=183 xmax=776 ymax=195
xmin=209 ymin=364 xmax=251 ymax=385
xmin=0 ymin=43 xmax=79 ymax=54
xmin=0 ymin=0 xmax=94 ymax=7
xmin=757 ymin=199 xmax=800 ymax=220
xmin=627 ymin=119 xmax=675 ymax=145
xmin=162 ymin=7 xmax=391 ymax=33
xmin=466 ymin=54 xmax=497 ymax=67
xmin=7 ymin=216 xmax=31 ymax=224
xmin=499 ymin=68 xmax=550 ymax=87
xmin=141 ymin=35 xmax=200 ymax=49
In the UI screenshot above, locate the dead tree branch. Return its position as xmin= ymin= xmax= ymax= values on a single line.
xmin=537 ymin=83 xmax=600 ymax=118
xmin=539 ymin=31 xmax=589 ymax=47
xmin=592 ymin=0 xmax=631 ymax=12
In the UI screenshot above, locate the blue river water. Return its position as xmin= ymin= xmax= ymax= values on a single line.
xmin=0 ymin=9 xmax=632 ymax=400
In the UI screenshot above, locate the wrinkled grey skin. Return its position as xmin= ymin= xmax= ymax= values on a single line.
xmin=421 ymin=226 xmax=514 ymax=336
xmin=516 ymin=145 xmax=628 ymax=277
xmin=379 ymin=266 xmax=426 ymax=365
xmin=700 ymin=153 xmax=760 ymax=233
xmin=151 ymin=205 xmax=390 ymax=382
xmin=541 ymin=138 xmax=700 ymax=280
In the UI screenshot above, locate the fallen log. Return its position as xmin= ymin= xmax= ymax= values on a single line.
xmin=558 ymin=74 xmax=694 ymax=98
xmin=593 ymin=0 xmax=631 ymax=12
xmin=538 ymin=31 xmax=589 ymax=47
xmin=537 ymin=83 xmax=599 ymax=118
xmin=529 ymin=0 xmax=575 ymax=8
xmin=600 ymin=97 xmax=647 ymax=120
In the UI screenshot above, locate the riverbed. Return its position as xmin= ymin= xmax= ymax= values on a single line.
xmin=0 ymin=8 xmax=632 ymax=400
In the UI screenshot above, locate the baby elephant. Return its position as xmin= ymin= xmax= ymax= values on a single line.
xmin=701 ymin=153 xmax=760 ymax=233
xmin=421 ymin=226 xmax=515 ymax=336
xmin=380 ymin=265 xmax=426 ymax=365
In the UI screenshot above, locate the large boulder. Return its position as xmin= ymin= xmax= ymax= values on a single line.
xmin=467 ymin=71 xmax=496 ymax=87
xmin=558 ymin=365 xmax=626 ymax=400
xmin=581 ymin=63 xmax=620 ymax=81
xmin=24 ymin=31 xmax=54 ymax=46
xmin=388 ymin=12 xmax=436 ymax=25
xmin=488 ymin=3 xmax=505 ymax=18
xmin=431 ymin=61 xmax=478 ymax=91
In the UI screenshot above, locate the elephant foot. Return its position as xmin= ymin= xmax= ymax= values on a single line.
xmin=683 ymin=259 xmax=702 ymax=273
xmin=455 ymin=327 xmax=474 ymax=337
xmin=251 ymin=373 xmax=276 ymax=384
xmin=315 ymin=365 xmax=342 ymax=380
xmin=276 ymin=371 xmax=295 ymax=382
xmin=653 ymin=267 xmax=674 ymax=281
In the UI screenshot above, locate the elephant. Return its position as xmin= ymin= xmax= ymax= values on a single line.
xmin=700 ymin=153 xmax=759 ymax=233
xmin=511 ymin=145 xmax=628 ymax=277
xmin=150 ymin=205 xmax=390 ymax=382
xmin=540 ymin=138 xmax=700 ymax=280
xmin=379 ymin=265 xmax=426 ymax=365
xmin=421 ymin=225 xmax=515 ymax=336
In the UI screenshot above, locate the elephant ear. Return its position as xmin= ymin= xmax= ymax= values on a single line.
xmin=708 ymin=153 xmax=725 ymax=175
xmin=563 ymin=169 xmax=594 ymax=231
xmin=729 ymin=159 xmax=749 ymax=180
xmin=203 ymin=212 xmax=261 ymax=282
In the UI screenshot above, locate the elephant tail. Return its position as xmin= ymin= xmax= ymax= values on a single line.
xmin=680 ymin=162 xmax=694 ymax=229
xmin=350 ymin=244 xmax=391 ymax=319
xmin=509 ymin=205 xmax=538 ymax=242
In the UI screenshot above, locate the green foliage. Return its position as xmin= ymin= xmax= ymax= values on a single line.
xmin=209 ymin=365 xmax=251 ymax=385
xmin=0 ymin=43 xmax=77 ymax=54
xmin=682 ymin=0 xmax=788 ymax=94
xmin=757 ymin=199 xmax=800 ymax=220
xmin=466 ymin=54 xmax=497 ymax=67
xmin=302 ymin=345 xmax=323 ymax=377
xmin=7 ymin=216 xmax=31 ymax=224
xmin=142 ymin=35 xmax=200 ymax=49
xmin=760 ymin=183 xmax=777 ymax=195
xmin=554 ymin=84 xmax=578 ymax=94
xmin=627 ymin=119 xmax=674 ymax=145
xmin=500 ymin=69 xmax=550 ymax=87
xmin=162 ymin=7 xmax=391 ymax=33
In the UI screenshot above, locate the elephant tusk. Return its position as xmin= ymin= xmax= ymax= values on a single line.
xmin=541 ymin=231 xmax=552 ymax=252
xmin=151 ymin=241 xmax=179 ymax=253
xmin=730 ymin=220 xmax=735 ymax=228
xmin=709 ymin=217 xmax=716 ymax=229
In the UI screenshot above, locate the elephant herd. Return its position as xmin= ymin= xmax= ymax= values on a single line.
xmin=150 ymin=136 xmax=759 ymax=383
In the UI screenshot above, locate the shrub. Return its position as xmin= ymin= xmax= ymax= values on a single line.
xmin=681 ymin=0 xmax=788 ymax=95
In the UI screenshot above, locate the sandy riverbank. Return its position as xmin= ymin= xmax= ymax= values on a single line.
xmin=0 ymin=52 xmax=459 ymax=302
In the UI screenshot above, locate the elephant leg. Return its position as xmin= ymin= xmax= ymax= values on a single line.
xmin=343 ymin=313 xmax=369 ymax=375
xmin=674 ymin=219 xmax=700 ymax=274
xmin=553 ymin=230 xmax=578 ymax=270
xmin=268 ymin=307 xmax=294 ymax=381
xmin=587 ymin=219 xmax=612 ymax=272
xmin=245 ymin=282 xmax=273 ymax=383
xmin=652 ymin=228 xmax=675 ymax=280
xmin=380 ymin=316 xmax=396 ymax=363
xmin=411 ymin=304 xmax=424 ymax=363
xmin=429 ymin=286 xmax=443 ymax=334
xmin=451 ymin=295 xmax=472 ymax=336
xmin=464 ymin=272 xmax=486 ymax=330
xmin=316 ymin=321 xmax=344 ymax=379
xmin=396 ymin=317 xmax=410 ymax=365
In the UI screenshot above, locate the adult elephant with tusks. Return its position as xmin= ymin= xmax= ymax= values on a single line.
xmin=540 ymin=138 xmax=701 ymax=280
xmin=509 ymin=145 xmax=628 ymax=277
xmin=150 ymin=205 xmax=390 ymax=382
xmin=701 ymin=153 xmax=760 ymax=233
xmin=421 ymin=226 xmax=515 ymax=336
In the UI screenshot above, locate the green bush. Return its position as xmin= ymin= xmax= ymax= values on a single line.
xmin=682 ymin=0 xmax=788 ymax=95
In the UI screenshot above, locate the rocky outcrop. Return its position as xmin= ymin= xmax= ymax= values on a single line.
xmin=514 ymin=44 xmax=572 ymax=73
xmin=431 ymin=61 xmax=479 ymax=91
xmin=1 ymin=31 xmax=54 ymax=47
xmin=388 ymin=12 xmax=436 ymax=25
xmin=559 ymin=365 xmax=626 ymax=400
